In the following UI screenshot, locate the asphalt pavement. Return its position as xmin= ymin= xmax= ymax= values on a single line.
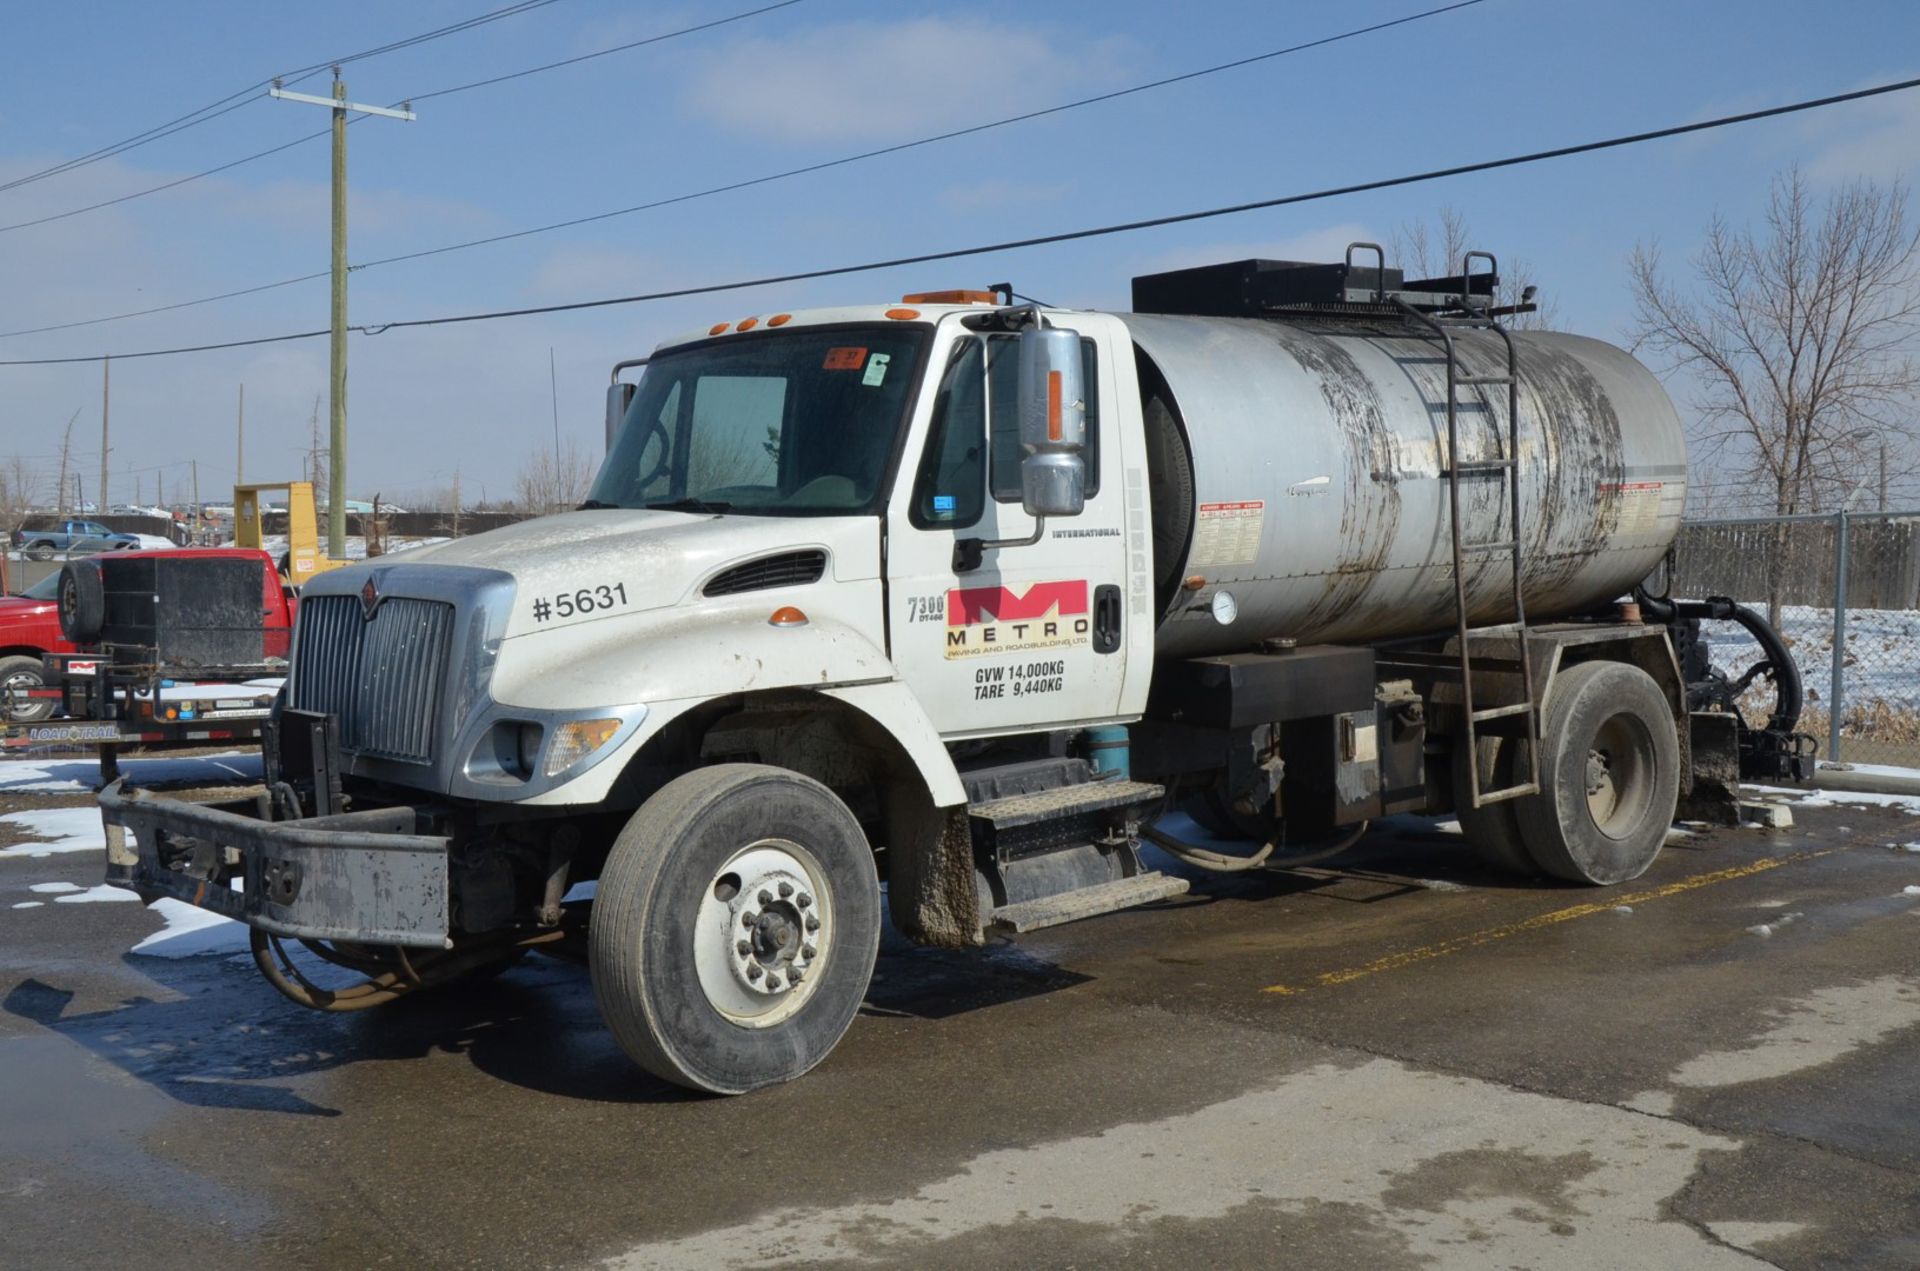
xmin=3 ymin=762 xmax=1918 ymax=1269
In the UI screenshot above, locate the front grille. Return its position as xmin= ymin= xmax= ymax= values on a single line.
xmin=289 ymin=594 xmax=455 ymax=764
xmin=703 ymin=549 xmax=827 ymax=597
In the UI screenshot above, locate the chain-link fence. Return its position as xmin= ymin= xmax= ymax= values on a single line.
xmin=1671 ymin=510 xmax=1920 ymax=768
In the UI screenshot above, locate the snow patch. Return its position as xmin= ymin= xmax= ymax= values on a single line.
xmin=129 ymin=899 xmax=248 ymax=958
xmin=0 ymin=751 xmax=260 ymax=795
xmin=28 ymin=881 xmax=81 ymax=894
xmin=0 ymin=806 xmax=105 ymax=857
xmin=53 ymin=884 xmax=138 ymax=904
xmin=11 ymin=901 xmax=42 ymax=909
xmin=1745 ymin=912 xmax=1803 ymax=938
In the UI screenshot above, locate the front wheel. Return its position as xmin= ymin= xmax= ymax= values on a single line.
xmin=589 ymin=764 xmax=881 ymax=1094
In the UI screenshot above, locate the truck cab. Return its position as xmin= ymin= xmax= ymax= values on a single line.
xmin=101 ymin=261 xmax=1811 ymax=1095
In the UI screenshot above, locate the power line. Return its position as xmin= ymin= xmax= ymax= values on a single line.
xmin=0 ymin=0 xmax=1484 ymax=336
xmin=5 ymin=73 xmax=1918 ymax=368
xmin=0 ymin=0 xmax=804 ymax=236
xmin=0 ymin=0 xmax=563 ymax=195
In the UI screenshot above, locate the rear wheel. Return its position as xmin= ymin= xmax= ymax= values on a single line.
xmin=1514 ymin=661 xmax=1678 ymax=885
xmin=1452 ymin=736 xmax=1538 ymax=877
xmin=589 ymin=764 xmax=881 ymax=1094
xmin=25 ymin=541 xmax=54 ymax=562
xmin=0 ymin=656 xmax=53 ymax=723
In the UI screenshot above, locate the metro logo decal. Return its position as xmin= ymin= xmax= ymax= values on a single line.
xmin=944 ymin=580 xmax=1090 ymax=659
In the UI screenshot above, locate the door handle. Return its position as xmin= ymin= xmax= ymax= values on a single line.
xmin=1093 ymin=584 xmax=1122 ymax=654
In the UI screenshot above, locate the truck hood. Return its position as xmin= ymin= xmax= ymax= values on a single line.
xmin=366 ymin=508 xmax=881 ymax=640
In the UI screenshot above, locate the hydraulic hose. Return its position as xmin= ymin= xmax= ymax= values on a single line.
xmin=1635 ymin=589 xmax=1803 ymax=733
xmin=1142 ymin=819 xmax=1370 ymax=874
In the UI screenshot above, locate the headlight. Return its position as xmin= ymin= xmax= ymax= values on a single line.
xmin=543 ymin=717 xmax=623 ymax=777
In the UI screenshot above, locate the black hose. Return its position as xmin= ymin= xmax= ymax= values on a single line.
xmin=1635 ymin=588 xmax=1803 ymax=733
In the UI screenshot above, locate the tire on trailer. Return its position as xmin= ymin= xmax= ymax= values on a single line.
xmin=589 ymin=763 xmax=881 ymax=1094
xmin=57 ymin=559 xmax=106 ymax=644
xmin=1514 ymin=660 xmax=1679 ymax=886
xmin=0 ymin=655 xmax=54 ymax=724
xmin=1451 ymin=735 xmax=1538 ymax=877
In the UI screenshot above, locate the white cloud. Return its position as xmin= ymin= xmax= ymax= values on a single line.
xmin=1799 ymin=86 xmax=1920 ymax=186
xmin=681 ymin=17 xmax=1133 ymax=143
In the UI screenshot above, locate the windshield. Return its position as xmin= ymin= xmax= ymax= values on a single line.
xmin=589 ymin=326 xmax=928 ymax=516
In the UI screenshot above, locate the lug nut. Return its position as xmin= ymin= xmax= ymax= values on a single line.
xmin=747 ymin=964 xmax=763 ymax=981
xmin=788 ymin=965 xmax=805 ymax=983
xmin=778 ymin=881 xmax=794 ymax=898
xmin=766 ymin=975 xmax=782 ymax=991
xmin=742 ymin=910 xmax=757 ymax=927
xmin=736 ymin=940 xmax=751 ymax=957
xmin=805 ymin=915 xmax=821 ymax=932
xmin=758 ymin=889 xmax=774 ymax=906
xmin=801 ymin=943 xmax=817 ymax=959
xmin=795 ymin=893 xmax=812 ymax=909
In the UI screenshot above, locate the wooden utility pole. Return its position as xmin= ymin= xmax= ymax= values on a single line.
xmin=271 ymin=72 xmax=414 ymax=559
xmin=99 ymin=356 xmax=111 ymax=514
xmin=236 ymin=383 xmax=245 ymax=486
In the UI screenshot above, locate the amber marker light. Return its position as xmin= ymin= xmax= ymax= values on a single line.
xmin=768 ymin=313 xmax=792 ymax=326
xmin=769 ymin=606 xmax=809 ymax=627
xmin=884 ymin=308 xmax=921 ymax=320
xmin=736 ymin=317 xmax=759 ymax=331
xmin=901 ymin=290 xmax=997 ymax=305
xmin=708 ymin=322 xmax=729 ymax=336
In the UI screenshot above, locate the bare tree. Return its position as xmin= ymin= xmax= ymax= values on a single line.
xmin=1391 ymin=205 xmax=1557 ymax=329
xmin=1632 ymin=169 xmax=1920 ymax=517
xmin=1631 ymin=167 xmax=1920 ymax=618
xmin=514 ymin=439 xmax=595 ymax=515
xmin=302 ymin=394 xmax=329 ymax=508
xmin=0 ymin=456 xmax=39 ymax=534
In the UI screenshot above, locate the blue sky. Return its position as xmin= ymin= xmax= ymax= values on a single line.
xmin=1 ymin=0 xmax=1916 ymax=508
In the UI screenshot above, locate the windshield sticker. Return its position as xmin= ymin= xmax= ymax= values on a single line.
xmin=862 ymin=352 xmax=891 ymax=386
xmin=823 ymin=346 xmax=867 ymax=370
xmin=931 ymin=494 xmax=956 ymax=516
xmin=944 ymin=580 xmax=1090 ymax=660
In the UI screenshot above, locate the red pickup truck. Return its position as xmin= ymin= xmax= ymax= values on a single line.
xmin=0 ymin=547 xmax=294 ymax=722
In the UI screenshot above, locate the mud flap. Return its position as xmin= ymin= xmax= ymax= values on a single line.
xmin=1676 ymin=711 xmax=1741 ymax=825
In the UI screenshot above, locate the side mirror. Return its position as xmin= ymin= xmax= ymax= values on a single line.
xmin=605 ymin=381 xmax=637 ymax=453
xmin=1016 ymin=326 xmax=1086 ymax=518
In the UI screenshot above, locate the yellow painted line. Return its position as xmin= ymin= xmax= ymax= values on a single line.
xmin=1263 ymin=850 xmax=1834 ymax=995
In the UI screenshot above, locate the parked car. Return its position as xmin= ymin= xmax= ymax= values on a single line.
xmin=0 ymin=547 xmax=294 ymax=723
xmin=11 ymin=518 xmax=141 ymax=560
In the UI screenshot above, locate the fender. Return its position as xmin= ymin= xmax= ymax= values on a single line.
xmin=488 ymin=604 xmax=893 ymax=711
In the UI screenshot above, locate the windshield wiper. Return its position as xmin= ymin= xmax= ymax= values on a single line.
xmin=576 ymin=499 xmax=620 ymax=510
xmin=644 ymin=496 xmax=732 ymax=515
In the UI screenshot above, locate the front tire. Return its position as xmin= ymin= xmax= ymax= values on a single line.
xmin=589 ymin=764 xmax=881 ymax=1094
xmin=1514 ymin=661 xmax=1679 ymax=885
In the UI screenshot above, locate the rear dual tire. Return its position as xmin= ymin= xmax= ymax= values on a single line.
xmin=1455 ymin=661 xmax=1679 ymax=886
xmin=589 ymin=764 xmax=881 ymax=1095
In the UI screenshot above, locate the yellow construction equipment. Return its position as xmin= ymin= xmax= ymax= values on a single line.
xmin=234 ymin=481 xmax=350 ymax=581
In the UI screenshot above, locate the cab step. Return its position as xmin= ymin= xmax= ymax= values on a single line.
xmin=969 ymin=778 xmax=1164 ymax=860
xmin=988 ymin=871 xmax=1190 ymax=934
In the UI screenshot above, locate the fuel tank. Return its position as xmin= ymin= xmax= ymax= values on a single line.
xmin=1119 ymin=313 xmax=1686 ymax=657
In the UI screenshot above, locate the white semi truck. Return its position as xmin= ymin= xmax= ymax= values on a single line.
xmin=101 ymin=248 xmax=1811 ymax=1093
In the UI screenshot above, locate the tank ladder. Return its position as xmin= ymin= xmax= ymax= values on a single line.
xmin=1393 ymin=252 xmax=1542 ymax=808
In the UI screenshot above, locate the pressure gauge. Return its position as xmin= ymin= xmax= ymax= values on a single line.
xmin=1211 ymin=589 xmax=1238 ymax=625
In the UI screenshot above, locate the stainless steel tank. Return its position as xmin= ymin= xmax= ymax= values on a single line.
xmin=1119 ymin=314 xmax=1687 ymax=657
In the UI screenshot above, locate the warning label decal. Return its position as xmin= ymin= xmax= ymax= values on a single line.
xmin=1189 ymin=500 xmax=1265 ymax=567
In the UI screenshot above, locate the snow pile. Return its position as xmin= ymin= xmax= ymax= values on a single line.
xmin=129 ymin=898 xmax=246 ymax=958
xmin=0 ymin=806 xmax=108 ymax=857
xmin=0 ymin=751 xmax=261 ymax=795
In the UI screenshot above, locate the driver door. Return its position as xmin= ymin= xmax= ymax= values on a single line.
xmin=886 ymin=326 xmax=1131 ymax=738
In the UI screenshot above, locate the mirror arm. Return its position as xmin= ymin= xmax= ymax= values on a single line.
xmin=952 ymin=516 xmax=1045 ymax=574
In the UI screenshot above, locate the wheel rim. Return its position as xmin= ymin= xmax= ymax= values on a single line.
xmin=1585 ymin=712 xmax=1655 ymax=839
xmin=1 ymin=668 xmax=49 ymax=722
xmin=693 ymin=838 xmax=832 ymax=1029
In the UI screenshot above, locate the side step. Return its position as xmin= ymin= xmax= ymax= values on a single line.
xmin=988 ymin=871 xmax=1190 ymax=934
xmin=969 ymin=778 xmax=1164 ymax=860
